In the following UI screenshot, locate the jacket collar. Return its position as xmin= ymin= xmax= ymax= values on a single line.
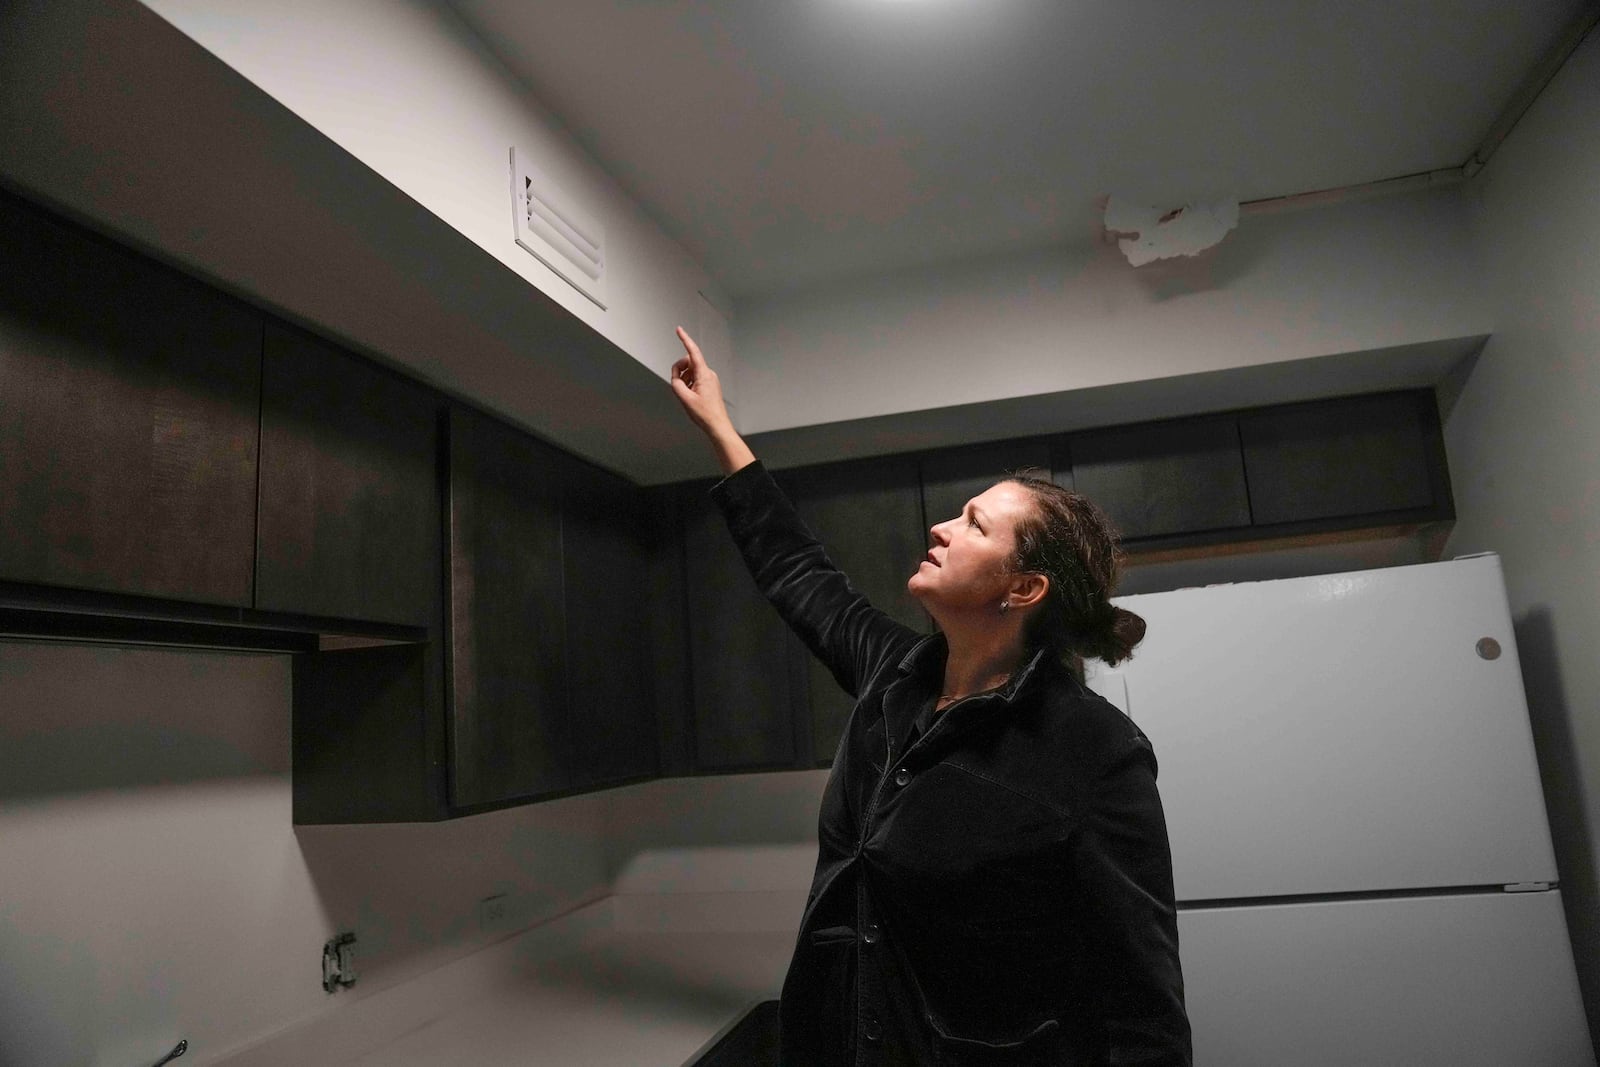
xmin=895 ymin=631 xmax=1056 ymax=703
xmin=882 ymin=633 xmax=1058 ymax=756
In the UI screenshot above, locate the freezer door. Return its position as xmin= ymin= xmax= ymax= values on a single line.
xmin=1177 ymin=890 xmax=1592 ymax=1066
xmin=1087 ymin=554 xmax=1559 ymax=900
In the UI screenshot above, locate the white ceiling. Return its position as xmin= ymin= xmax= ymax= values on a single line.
xmin=447 ymin=0 xmax=1586 ymax=300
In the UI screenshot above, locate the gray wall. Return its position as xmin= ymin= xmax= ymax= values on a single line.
xmin=0 ymin=641 xmax=611 ymax=1066
xmin=1441 ymin=28 xmax=1600 ymax=1046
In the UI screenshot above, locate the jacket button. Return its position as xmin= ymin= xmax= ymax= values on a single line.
xmin=864 ymin=1016 xmax=883 ymax=1042
xmin=893 ymin=767 xmax=911 ymax=787
xmin=862 ymin=922 xmax=881 ymax=945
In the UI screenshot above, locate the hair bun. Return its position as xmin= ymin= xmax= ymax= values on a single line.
xmin=1100 ymin=605 xmax=1147 ymax=667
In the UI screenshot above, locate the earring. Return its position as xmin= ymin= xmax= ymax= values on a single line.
xmin=998 ymin=599 xmax=1011 ymax=615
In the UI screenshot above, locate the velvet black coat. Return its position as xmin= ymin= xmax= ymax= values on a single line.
xmin=710 ymin=461 xmax=1191 ymax=1067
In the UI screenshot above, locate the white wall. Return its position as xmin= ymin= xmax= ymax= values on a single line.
xmin=1441 ymin=28 xmax=1600 ymax=1044
xmin=735 ymin=185 xmax=1490 ymax=433
xmin=138 ymin=0 xmax=739 ymax=408
xmin=0 ymin=641 xmax=611 ymax=1067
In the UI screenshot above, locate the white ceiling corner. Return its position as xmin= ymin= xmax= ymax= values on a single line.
xmin=446 ymin=0 xmax=1588 ymax=300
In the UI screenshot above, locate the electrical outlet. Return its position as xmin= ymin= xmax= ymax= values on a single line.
xmin=477 ymin=893 xmax=510 ymax=933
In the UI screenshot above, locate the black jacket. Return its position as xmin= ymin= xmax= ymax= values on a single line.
xmin=711 ymin=461 xmax=1191 ymax=1067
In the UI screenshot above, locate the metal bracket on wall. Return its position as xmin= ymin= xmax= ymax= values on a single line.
xmin=147 ymin=1040 xmax=188 ymax=1066
xmin=322 ymin=932 xmax=358 ymax=993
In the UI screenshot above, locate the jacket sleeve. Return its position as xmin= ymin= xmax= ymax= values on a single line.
xmin=708 ymin=460 xmax=923 ymax=700
xmin=1071 ymin=737 xmax=1193 ymax=1066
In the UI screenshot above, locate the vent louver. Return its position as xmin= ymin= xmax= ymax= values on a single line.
xmin=510 ymin=147 xmax=606 ymax=309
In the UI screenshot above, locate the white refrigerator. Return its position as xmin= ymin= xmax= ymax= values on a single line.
xmin=1083 ymin=552 xmax=1592 ymax=1066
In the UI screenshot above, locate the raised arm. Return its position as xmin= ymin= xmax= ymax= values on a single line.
xmin=669 ymin=328 xmax=921 ymax=700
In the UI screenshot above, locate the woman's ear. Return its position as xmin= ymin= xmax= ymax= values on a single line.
xmin=1010 ymin=572 xmax=1049 ymax=611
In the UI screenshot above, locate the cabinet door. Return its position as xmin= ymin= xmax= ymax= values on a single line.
xmin=785 ymin=456 xmax=928 ymax=766
xmin=257 ymin=323 xmax=440 ymax=626
xmin=642 ymin=484 xmax=694 ymax=778
xmin=448 ymin=406 xmax=570 ymax=808
xmin=681 ymin=479 xmax=803 ymax=772
xmin=1066 ymin=415 xmax=1252 ymax=541
xmin=560 ymin=457 xmax=661 ymax=788
xmin=921 ymin=438 xmax=1057 ymax=531
xmin=293 ymin=641 xmax=448 ymax=824
xmin=1238 ymin=391 xmax=1448 ymax=527
xmin=0 ymin=193 xmax=260 ymax=605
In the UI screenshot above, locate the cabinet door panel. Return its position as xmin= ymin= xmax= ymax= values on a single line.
xmin=257 ymin=324 xmax=440 ymax=626
xmin=920 ymin=439 xmax=1055 ymax=531
xmin=0 ymin=194 xmax=259 ymax=605
xmin=642 ymin=484 xmax=694 ymax=778
xmin=1068 ymin=416 xmax=1251 ymax=541
xmin=682 ymin=481 xmax=800 ymax=771
xmin=1239 ymin=392 xmax=1443 ymax=527
xmin=293 ymin=642 xmax=446 ymax=824
xmin=561 ymin=459 xmax=661 ymax=787
xmin=785 ymin=456 xmax=928 ymax=766
xmin=448 ymin=407 xmax=569 ymax=807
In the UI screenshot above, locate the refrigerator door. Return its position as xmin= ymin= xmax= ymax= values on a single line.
xmin=1086 ymin=554 xmax=1559 ymax=901
xmin=1178 ymin=889 xmax=1592 ymax=1066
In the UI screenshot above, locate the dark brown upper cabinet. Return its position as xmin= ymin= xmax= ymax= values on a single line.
xmin=256 ymin=323 xmax=441 ymax=627
xmin=641 ymin=483 xmax=695 ymax=779
xmin=921 ymin=438 xmax=1059 ymax=532
xmin=1064 ymin=415 xmax=1253 ymax=542
xmin=680 ymin=477 xmax=805 ymax=772
xmin=1 ymin=189 xmax=1463 ymax=822
xmin=560 ymin=455 xmax=663 ymax=788
xmin=447 ymin=405 xmax=571 ymax=809
xmin=293 ymin=641 xmax=447 ymax=824
xmin=0 ymin=192 xmax=261 ymax=606
xmin=1238 ymin=391 xmax=1449 ymax=527
xmin=783 ymin=454 xmax=929 ymax=766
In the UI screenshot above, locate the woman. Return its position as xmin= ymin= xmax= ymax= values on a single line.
xmin=669 ymin=327 xmax=1191 ymax=1066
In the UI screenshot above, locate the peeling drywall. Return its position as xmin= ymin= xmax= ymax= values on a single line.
xmin=1104 ymin=195 xmax=1241 ymax=266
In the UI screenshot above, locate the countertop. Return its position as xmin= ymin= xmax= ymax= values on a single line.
xmin=216 ymin=893 xmax=803 ymax=1067
xmin=354 ymin=928 xmax=792 ymax=1065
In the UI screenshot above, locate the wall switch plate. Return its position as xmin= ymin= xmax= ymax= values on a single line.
xmin=510 ymin=147 xmax=607 ymax=309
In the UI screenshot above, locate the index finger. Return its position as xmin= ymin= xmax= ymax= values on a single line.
xmin=675 ymin=326 xmax=708 ymax=369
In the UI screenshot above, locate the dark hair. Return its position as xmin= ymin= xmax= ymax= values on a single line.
xmin=1003 ymin=471 xmax=1146 ymax=668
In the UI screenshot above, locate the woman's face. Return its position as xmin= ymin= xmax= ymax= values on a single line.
xmin=908 ymin=480 xmax=1034 ymax=614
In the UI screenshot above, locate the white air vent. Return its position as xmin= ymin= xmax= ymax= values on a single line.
xmin=510 ymin=147 xmax=606 ymax=309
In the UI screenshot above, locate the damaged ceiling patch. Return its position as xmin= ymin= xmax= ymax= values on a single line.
xmin=1104 ymin=195 xmax=1239 ymax=267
